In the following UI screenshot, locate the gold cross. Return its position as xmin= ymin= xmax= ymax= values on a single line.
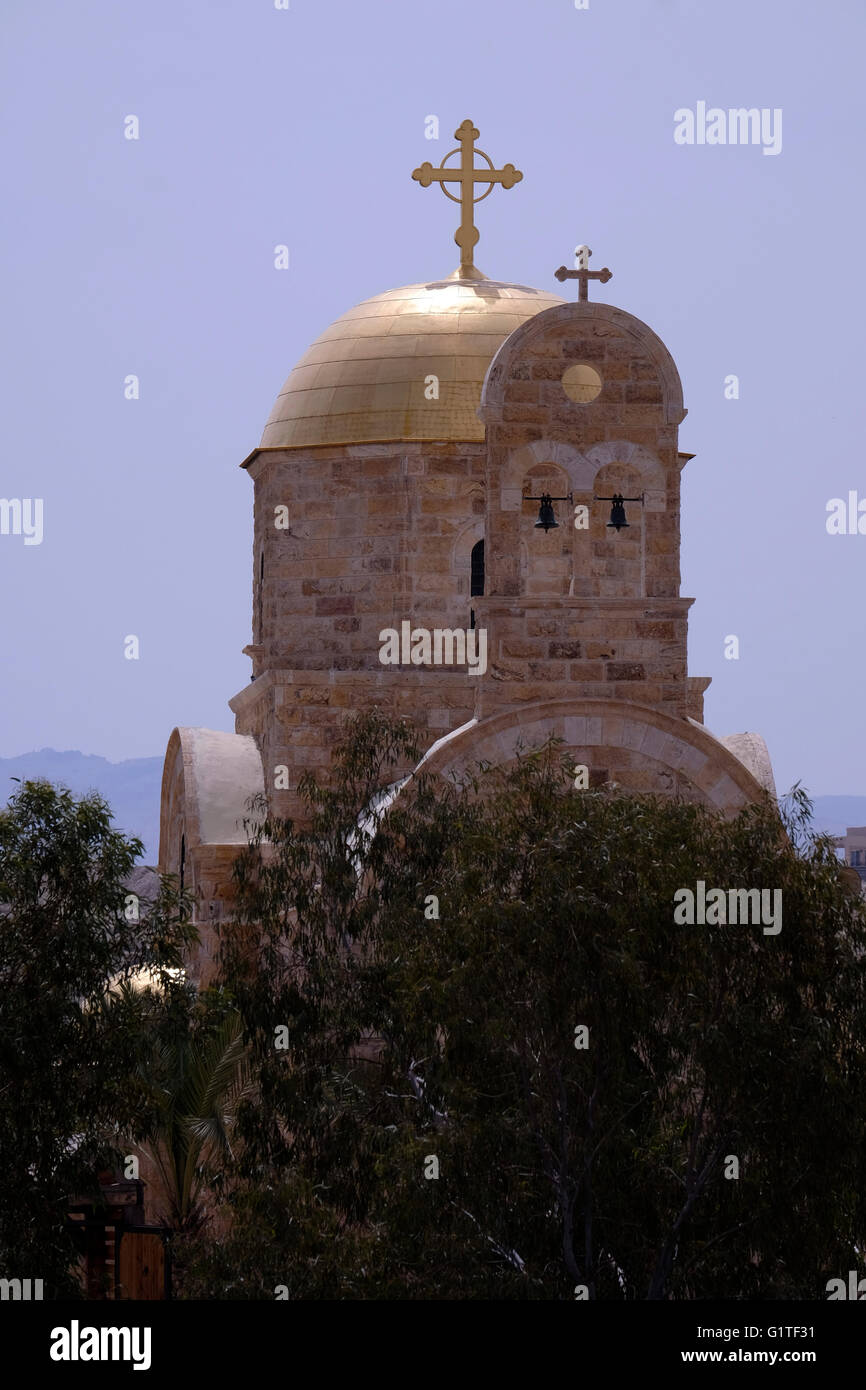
xmin=412 ymin=119 xmax=523 ymax=277
xmin=555 ymin=245 xmax=613 ymax=302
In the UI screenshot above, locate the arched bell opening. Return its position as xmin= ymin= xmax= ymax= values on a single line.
xmin=589 ymin=461 xmax=645 ymax=598
xmin=521 ymin=462 xmax=572 ymax=597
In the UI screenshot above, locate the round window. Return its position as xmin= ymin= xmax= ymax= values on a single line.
xmin=561 ymin=363 xmax=603 ymax=403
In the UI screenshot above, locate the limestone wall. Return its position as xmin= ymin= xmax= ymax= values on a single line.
xmin=223 ymin=300 xmax=724 ymax=823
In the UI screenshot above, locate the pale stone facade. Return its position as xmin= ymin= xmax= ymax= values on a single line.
xmin=158 ymin=267 xmax=775 ymax=974
xmin=834 ymin=827 xmax=866 ymax=896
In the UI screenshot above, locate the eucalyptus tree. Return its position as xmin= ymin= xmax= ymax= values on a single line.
xmin=189 ymin=715 xmax=866 ymax=1300
xmin=0 ymin=779 xmax=194 ymax=1296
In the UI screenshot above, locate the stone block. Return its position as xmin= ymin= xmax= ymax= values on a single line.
xmin=564 ymin=716 xmax=587 ymax=745
xmin=603 ymin=716 xmax=625 ymax=746
xmin=549 ymin=641 xmax=582 ymax=659
xmin=637 ymin=620 xmax=675 ymax=640
xmin=605 ymin=662 xmax=645 ymax=681
xmin=527 ymin=661 xmax=566 ymax=680
xmin=585 ymin=716 xmax=603 ymax=745
xmin=568 ymin=662 xmax=605 ymax=682
xmin=638 ymin=724 xmax=668 ymax=760
xmin=502 ymin=639 xmax=544 ymax=658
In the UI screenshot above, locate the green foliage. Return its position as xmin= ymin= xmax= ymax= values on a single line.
xmin=187 ymin=717 xmax=866 ymax=1299
xmin=0 ymin=779 xmax=195 ymax=1296
xmin=130 ymin=987 xmax=252 ymax=1233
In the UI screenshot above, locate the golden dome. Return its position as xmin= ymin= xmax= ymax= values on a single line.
xmin=260 ymin=267 xmax=564 ymax=449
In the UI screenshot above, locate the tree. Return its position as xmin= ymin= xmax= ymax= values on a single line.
xmin=186 ymin=714 xmax=866 ymax=1300
xmin=0 ymin=779 xmax=194 ymax=1296
xmin=130 ymin=987 xmax=251 ymax=1233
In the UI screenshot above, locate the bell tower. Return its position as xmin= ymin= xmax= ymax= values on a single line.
xmin=475 ymin=258 xmax=706 ymax=729
xmin=158 ymin=127 xmax=777 ymax=965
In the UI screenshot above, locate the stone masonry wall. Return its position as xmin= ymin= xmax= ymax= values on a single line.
xmin=228 ymin=300 xmax=713 ymax=822
xmin=477 ymin=299 xmax=692 ymax=725
xmin=233 ymin=440 xmax=489 ymax=820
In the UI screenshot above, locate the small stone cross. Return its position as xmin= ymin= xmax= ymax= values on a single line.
xmin=554 ymin=245 xmax=613 ymax=302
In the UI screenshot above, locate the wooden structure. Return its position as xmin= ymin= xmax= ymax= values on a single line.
xmin=68 ymin=1177 xmax=171 ymax=1300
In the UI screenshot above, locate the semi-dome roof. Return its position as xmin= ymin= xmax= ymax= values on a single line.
xmin=260 ymin=267 xmax=564 ymax=449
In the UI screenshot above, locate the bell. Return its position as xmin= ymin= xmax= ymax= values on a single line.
xmin=607 ymin=494 xmax=629 ymax=530
xmin=535 ymin=494 xmax=559 ymax=531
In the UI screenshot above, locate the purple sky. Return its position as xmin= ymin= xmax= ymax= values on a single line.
xmin=1 ymin=0 xmax=863 ymax=799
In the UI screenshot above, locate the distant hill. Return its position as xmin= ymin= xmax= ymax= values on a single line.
xmin=1 ymin=750 xmax=864 ymax=869
xmin=808 ymin=796 xmax=866 ymax=839
xmin=0 ymin=749 xmax=162 ymax=864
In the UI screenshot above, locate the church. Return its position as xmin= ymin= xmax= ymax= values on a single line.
xmin=157 ymin=120 xmax=775 ymax=978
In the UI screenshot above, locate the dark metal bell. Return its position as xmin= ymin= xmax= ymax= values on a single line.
xmin=535 ymin=494 xmax=558 ymax=531
xmin=607 ymin=494 xmax=629 ymax=530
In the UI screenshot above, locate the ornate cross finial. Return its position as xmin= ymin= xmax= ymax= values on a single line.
xmin=412 ymin=119 xmax=523 ymax=277
xmin=554 ymin=244 xmax=613 ymax=302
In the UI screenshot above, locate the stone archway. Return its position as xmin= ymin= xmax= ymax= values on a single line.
xmin=419 ymin=699 xmax=768 ymax=813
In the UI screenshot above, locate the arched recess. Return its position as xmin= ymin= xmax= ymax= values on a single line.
xmin=501 ymin=438 xmax=666 ymax=503
xmin=520 ymin=460 xmax=572 ymax=597
xmin=470 ymin=539 xmax=485 ymax=596
xmin=453 ymin=518 xmax=528 ymax=602
xmin=418 ymin=699 xmax=769 ymax=814
xmin=498 ymin=440 xmax=587 ymax=514
xmin=585 ymin=441 xmax=667 ymax=510
xmin=498 ymin=441 xmax=666 ymax=599
xmin=452 ymin=519 xmax=484 ymax=599
xmin=589 ymin=461 xmax=646 ymax=598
